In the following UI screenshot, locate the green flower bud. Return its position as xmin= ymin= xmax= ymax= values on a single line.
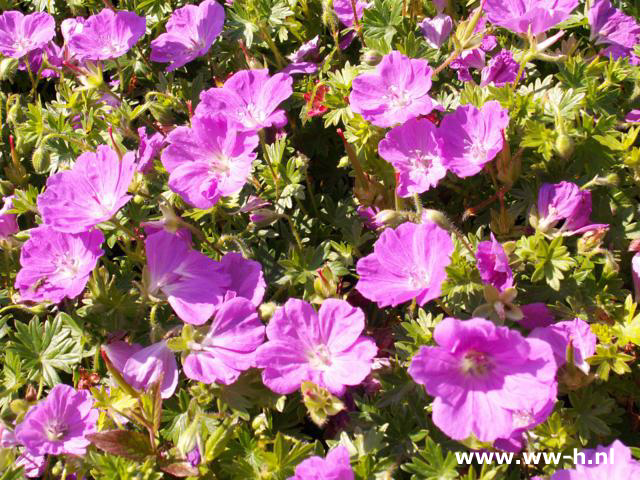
xmin=554 ymin=133 xmax=575 ymax=160
xmin=31 ymin=146 xmax=50 ymax=174
xmin=0 ymin=57 xmax=18 ymax=82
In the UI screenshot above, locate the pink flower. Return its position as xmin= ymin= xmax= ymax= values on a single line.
xmin=37 ymin=145 xmax=136 ymax=234
xmin=530 ymin=319 xmax=597 ymax=374
xmin=349 ymin=51 xmax=435 ymax=128
xmin=136 ymin=127 xmax=166 ymax=173
xmin=439 ymin=101 xmax=510 ymax=178
xmin=476 ymin=233 xmax=514 ymax=292
xmin=15 ymin=385 xmax=99 ymax=456
xmin=161 ymin=114 xmax=259 ymax=209
xmin=218 ymin=252 xmax=266 ymax=307
xmin=0 ymin=195 xmax=19 ymax=239
xmin=626 ymin=110 xmax=640 ymax=123
xmin=519 ymin=303 xmax=555 ymax=329
xmin=145 ymin=229 xmax=229 ymax=325
xmin=420 ymin=14 xmax=453 ymax=49
xmin=588 ymin=0 xmax=640 ymax=65
xmin=67 ymin=9 xmax=146 ymax=61
xmin=408 ymin=317 xmax=558 ymax=442
xmin=333 ymin=0 xmax=369 ymax=28
xmin=480 ymin=50 xmax=519 ymax=87
xmin=377 ymin=117 xmax=447 ymax=197
xmin=256 ymin=298 xmax=377 ymax=396
xmin=196 ymin=69 xmax=293 ymax=131
xmin=0 ymin=11 xmax=55 ymax=59
xmin=16 ymin=451 xmax=46 ymax=478
xmin=104 ymin=340 xmax=179 ymax=398
xmin=183 ymin=297 xmax=265 ymax=385
xmin=15 ymin=226 xmax=104 ymax=304
xmin=290 ymin=446 xmax=354 ymax=480
xmin=356 ymin=221 xmax=454 ymax=308
xmin=150 ymin=0 xmax=225 ymax=72
xmin=551 ymin=440 xmax=640 ymax=479
xmin=485 ymin=0 xmax=579 ymax=36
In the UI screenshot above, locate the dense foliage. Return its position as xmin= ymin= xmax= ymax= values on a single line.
xmin=0 ymin=0 xmax=639 ymax=478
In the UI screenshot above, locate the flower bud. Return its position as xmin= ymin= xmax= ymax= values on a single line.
xmin=301 ymin=381 xmax=345 ymax=427
xmin=251 ymin=413 xmax=269 ymax=435
xmin=373 ymin=209 xmax=411 ymax=229
xmin=149 ymin=97 xmax=176 ymax=125
xmin=314 ymin=265 xmax=338 ymax=299
xmin=421 ymin=209 xmax=454 ymax=231
xmin=0 ymin=180 xmax=13 ymax=196
xmin=249 ymin=208 xmax=280 ymax=227
xmin=361 ymin=50 xmax=383 ymax=66
xmin=554 ymin=133 xmax=575 ymax=160
xmin=31 ymin=146 xmax=50 ymax=174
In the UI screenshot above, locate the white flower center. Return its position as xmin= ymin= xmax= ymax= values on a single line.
xmin=210 ymin=153 xmax=232 ymax=176
xmin=459 ymin=350 xmax=493 ymax=377
xmin=45 ymin=420 xmax=67 ymax=441
xmin=55 ymin=254 xmax=82 ymax=278
xmin=307 ymin=344 xmax=333 ymax=370
xmin=385 ymin=85 xmax=411 ymax=109
xmin=469 ymin=141 xmax=488 ymax=164
xmin=406 ymin=266 xmax=430 ymax=290
xmin=410 ymin=150 xmax=437 ymax=171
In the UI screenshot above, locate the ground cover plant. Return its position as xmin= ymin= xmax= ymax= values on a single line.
xmin=0 ymin=0 xmax=639 ymax=478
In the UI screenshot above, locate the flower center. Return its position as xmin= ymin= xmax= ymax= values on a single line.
xmin=307 ymin=344 xmax=333 ymax=370
xmin=459 ymin=350 xmax=493 ymax=376
xmin=210 ymin=153 xmax=232 ymax=176
xmin=45 ymin=420 xmax=68 ymax=442
xmin=55 ymin=254 xmax=81 ymax=278
xmin=242 ymin=104 xmax=267 ymax=126
xmin=410 ymin=150 xmax=437 ymax=171
xmin=406 ymin=266 xmax=430 ymax=290
xmin=469 ymin=142 xmax=488 ymax=164
xmin=385 ymin=85 xmax=411 ymax=109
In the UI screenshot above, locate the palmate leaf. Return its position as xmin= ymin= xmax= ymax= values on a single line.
xmin=8 ymin=315 xmax=83 ymax=386
xmin=401 ymin=437 xmax=459 ymax=480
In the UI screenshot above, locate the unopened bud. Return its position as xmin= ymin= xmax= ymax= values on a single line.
xmin=361 ymin=50 xmax=383 ymax=66
xmin=250 ymin=208 xmax=280 ymax=227
xmin=0 ymin=180 xmax=13 ymax=196
xmin=31 ymin=146 xmax=50 ymax=174
xmin=314 ymin=265 xmax=338 ymax=299
xmin=251 ymin=413 xmax=269 ymax=435
xmin=421 ymin=209 xmax=454 ymax=231
xmin=149 ymin=98 xmax=175 ymax=125
xmin=554 ymin=133 xmax=575 ymax=160
xmin=374 ymin=209 xmax=411 ymax=229
xmin=577 ymin=227 xmax=608 ymax=254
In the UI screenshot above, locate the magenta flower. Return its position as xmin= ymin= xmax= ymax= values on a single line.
xmin=333 ymin=0 xmax=369 ymax=28
xmin=432 ymin=0 xmax=447 ymax=12
xmin=0 ymin=11 xmax=55 ymax=59
xmin=476 ymin=233 xmax=514 ymax=292
xmin=104 ymin=340 xmax=178 ymax=398
xmin=551 ymin=440 xmax=640 ymax=479
xmin=282 ymin=36 xmax=321 ymax=75
xmin=530 ymin=319 xmax=596 ymax=374
xmin=19 ymin=42 xmax=64 ymax=79
xmin=145 ymin=229 xmax=229 ymax=325
xmin=150 ymin=0 xmax=225 ymax=72
xmin=377 ymin=118 xmax=447 ymax=197
xmin=219 ymin=252 xmax=266 ymax=307
xmin=183 ymin=297 xmax=265 ymax=385
xmin=196 ymin=69 xmax=293 ymax=131
xmin=420 ymin=14 xmax=453 ymax=49
xmin=408 ymin=317 xmax=558 ymax=442
xmin=588 ymin=0 xmax=640 ymax=65
xmin=136 ymin=127 xmax=165 ymax=173
xmin=535 ymin=182 xmax=607 ymax=235
xmin=439 ymin=101 xmax=509 ymax=178
xmin=626 ymin=110 xmax=640 ymax=123
xmin=349 ymin=51 xmax=434 ymax=128
xmin=480 ymin=50 xmax=519 ymax=87
xmin=493 ymin=394 xmax=556 ymax=452
xmin=68 ymin=9 xmax=146 ymax=61
xmin=357 ymin=205 xmax=383 ymax=231
xmin=161 ymin=115 xmax=259 ymax=209
xmin=37 ymin=146 xmax=136 ymax=234
xmin=484 ymin=0 xmax=579 ymax=36
xmin=16 ymin=451 xmax=46 ymax=478
xmin=15 ymin=226 xmax=104 ymax=304
xmin=15 ymin=384 xmax=99 ymax=456
xmin=290 ymin=446 xmax=354 ymax=480
xmin=356 ymin=221 xmax=453 ymax=307
xmin=256 ymin=298 xmax=377 ymax=396
xmin=0 ymin=196 xmax=19 ymax=239
xmin=519 ymin=303 xmax=555 ymax=329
